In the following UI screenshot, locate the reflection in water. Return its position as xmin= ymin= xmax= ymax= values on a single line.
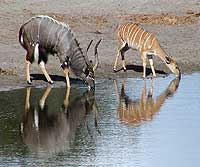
xmin=20 ymin=87 xmax=99 ymax=154
xmin=114 ymin=77 xmax=180 ymax=125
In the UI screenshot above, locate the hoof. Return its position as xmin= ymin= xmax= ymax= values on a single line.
xmin=27 ymin=81 xmax=32 ymax=85
xmin=113 ymin=68 xmax=117 ymax=73
xmin=48 ymin=81 xmax=54 ymax=85
xmin=142 ymin=76 xmax=146 ymax=80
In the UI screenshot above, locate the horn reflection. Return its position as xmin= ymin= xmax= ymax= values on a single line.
xmin=20 ymin=87 xmax=99 ymax=154
xmin=114 ymin=77 xmax=180 ymax=125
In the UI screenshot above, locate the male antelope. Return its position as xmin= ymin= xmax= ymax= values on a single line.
xmin=113 ymin=23 xmax=181 ymax=78
xmin=114 ymin=77 xmax=180 ymax=125
xmin=19 ymin=15 xmax=101 ymax=90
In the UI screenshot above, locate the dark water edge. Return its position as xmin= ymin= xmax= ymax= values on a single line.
xmin=0 ymin=73 xmax=200 ymax=167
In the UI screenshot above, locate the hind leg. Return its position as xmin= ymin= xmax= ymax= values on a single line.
xmin=120 ymin=44 xmax=129 ymax=71
xmin=25 ymin=46 xmax=35 ymax=84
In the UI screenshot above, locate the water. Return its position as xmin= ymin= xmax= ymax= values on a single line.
xmin=0 ymin=73 xmax=200 ymax=167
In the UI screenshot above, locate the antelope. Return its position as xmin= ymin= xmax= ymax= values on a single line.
xmin=20 ymin=87 xmax=99 ymax=154
xmin=114 ymin=77 xmax=180 ymax=125
xmin=19 ymin=15 xmax=101 ymax=90
xmin=113 ymin=23 xmax=181 ymax=78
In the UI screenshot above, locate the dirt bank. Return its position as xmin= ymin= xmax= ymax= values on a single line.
xmin=0 ymin=0 xmax=200 ymax=90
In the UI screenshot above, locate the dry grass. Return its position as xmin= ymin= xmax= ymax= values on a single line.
xmin=45 ymin=12 xmax=200 ymax=30
xmin=118 ymin=13 xmax=200 ymax=25
xmin=0 ymin=68 xmax=17 ymax=76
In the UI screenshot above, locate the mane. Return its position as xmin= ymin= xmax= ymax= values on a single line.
xmin=74 ymin=38 xmax=84 ymax=55
xmin=28 ymin=15 xmax=73 ymax=34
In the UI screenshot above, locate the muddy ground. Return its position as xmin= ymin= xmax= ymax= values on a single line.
xmin=0 ymin=0 xmax=200 ymax=90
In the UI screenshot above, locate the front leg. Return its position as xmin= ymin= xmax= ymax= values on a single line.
xmin=61 ymin=60 xmax=71 ymax=88
xmin=113 ymin=41 xmax=127 ymax=72
xmin=141 ymin=51 xmax=147 ymax=78
xmin=39 ymin=61 xmax=54 ymax=84
xmin=121 ymin=54 xmax=127 ymax=72
xmin=147 ymin=54 xmax=156 ymax=77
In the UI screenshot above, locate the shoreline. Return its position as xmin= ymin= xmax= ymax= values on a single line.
xmin=0 ymin=0 xmax=200 ymax=91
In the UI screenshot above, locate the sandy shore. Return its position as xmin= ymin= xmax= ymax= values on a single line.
xmin=0 ymin=0 xmax=200 ymax=90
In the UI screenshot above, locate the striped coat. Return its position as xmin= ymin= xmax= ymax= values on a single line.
xmin=19 ymin=15 xmax=100 ymax=89
xmin=113 ymin=23 xmax=180 ymax=78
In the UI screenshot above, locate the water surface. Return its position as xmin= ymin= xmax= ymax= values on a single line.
xmin=0 ymin=73 xmax=200 ymax=166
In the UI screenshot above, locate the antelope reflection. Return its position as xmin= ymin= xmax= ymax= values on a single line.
xmin=114 ymin=77 xmax=180 ymax=125
xmin=20 ymin=87 xmax=98 ymax=154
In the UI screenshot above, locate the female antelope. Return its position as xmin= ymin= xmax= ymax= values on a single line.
xmin=113 ymin=23 xmax=181 ymax=78
xmin=19 ymin=15 xmax=101 ymax=90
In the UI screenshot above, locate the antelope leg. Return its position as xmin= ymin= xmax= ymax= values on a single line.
xmin=141 ymin=52 xmax=147 ymax=78
xmin=114 ymin=42 xmax=126 ymax=72
xmin=113 ymin=51 xmax=120 ymax=72
xmin=147 ymin=55 xmax=156 ymax=77
xmin=121 ymin=44 xmax=129 ymax=72
xmin=63 ymin=68 xmax=70 ymax=88
xmin=26 ymin=60 xmax=31 ymax=84
xmin=121 ymin=55 xmax=126 ymax=71
xmin=39 ymin=61 xmax=54 ymax=84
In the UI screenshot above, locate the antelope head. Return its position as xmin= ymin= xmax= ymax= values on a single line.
xmin=165 ymin=56 xmax=181 ymax=77
xmin=84 ymin=39 xmax=102 ymax=90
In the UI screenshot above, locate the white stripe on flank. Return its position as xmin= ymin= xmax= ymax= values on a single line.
xmin=137 ymin=30 xmax=145 ymax=49
xmin=149 ymin=37 xmax=155 ymax=49
xmin=144 ymin=33 xmax=152 ymax=49
xmin=122 ymin=25 xmax=126 ymax=40
xmin=130 ymin=26 xmax=140 ymax=48
xmin=132 ymin=27 xmax=141 ymax=48
xmin=52 ymin=26 xmax=64 ymax=50
xmin=46 ymin=23 xmax=54 ymax=47
xmin=139 ymin=32 xmax=148 ymax=52
xmin=126 ymin=24 xmax=132 ymax=42
xmin=37 ymin=18 xmax=42 ymax=42
xmin=127 ymin=24 xmax=137 ymax=45
xmin=34 ymin=43 xmax=39 ymax=61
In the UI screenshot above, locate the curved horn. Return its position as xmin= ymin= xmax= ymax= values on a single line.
xmin=86 ymin=39 xmax=93 ymax=54
xmin=93 ymin=39 xmax=102 ymax=71
xmin=84 ymin=40 xmax=94 ymax=66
